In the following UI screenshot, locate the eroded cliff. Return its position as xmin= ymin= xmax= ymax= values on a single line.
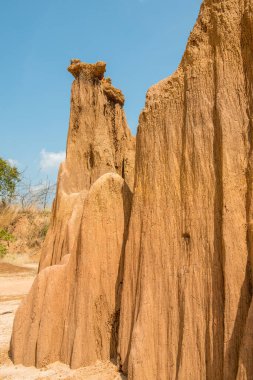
xmin=10 ymin=0 xmax=253 ymax=379
xmin=118 ymin=0 xmax=253 ymax=379
xmin=39 ymin=59 xmax=135 ymax=270
xmin=10 ymin=60 xmax=135 ymax=368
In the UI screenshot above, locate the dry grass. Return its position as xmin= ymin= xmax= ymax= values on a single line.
xmin=0 ymin=206 xmax=20 ymax=230
xmin=0 ymin=205 xmax=51 ymax=261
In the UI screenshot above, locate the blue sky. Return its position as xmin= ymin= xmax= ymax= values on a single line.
xmin=0 ymin=0 xmax=202 ymax=185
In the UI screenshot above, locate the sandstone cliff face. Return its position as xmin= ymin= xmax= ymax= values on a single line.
xmin=39 ymin=60 xmax=135 ymax=270
xmin=11 ymin=60 xmax=135 ymax=368
xmin=65 ymin=60 xmax=134 ymax=193
xmin=118 ymin=0 xmax=253 ymax=379
xmin=11 ymin=173 xmax=132 ymax=368
xmin=11 ymin=0 xmax=253 ymax=379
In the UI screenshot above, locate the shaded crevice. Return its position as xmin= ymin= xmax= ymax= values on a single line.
xmin=111 ymin=103 xmax=119 ymax=154
xmin=35 ymin=276 xmax=50 ymax=367
xmin=49 ymin=236 xmax=57 ymax=267
xmin=60 ymin=221 xmax=83 ymax=365
xmin=70 ymin=79 xmax=82 ymax=139
xmin=241 ymin=8 xmax=253 ymax=288
xmin=245 ymin=115 xmax=253 ymax=277
xmin=122 ymin=159 xmax=125 ymax=180
xmin=211 ymin=22 xmax=225 ymax=378
xmin=120 ymin=218 xmax=144 ymax=374
xmin=87 ymin=144 xmax=95 ymax=170
xmin=180 ymin=71 xmax=188 ymax=244
xmin=70 ymin=229 xmax=85 ymax=367
xmin=175 ymin=282 xmax=185 ymax=380
xmin=110 ymin=184 xmax=133 ymax=361
xmin=175 ymin=69 xmax=188 ymax=379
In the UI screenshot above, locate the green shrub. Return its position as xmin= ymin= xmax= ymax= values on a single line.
xmin=0 ymin=228 xmax=15 ymax=242
xmin=0 ymin=243 xmax=7 ymax=258
xmin=0 ymin=157 xmax=21 ymax=205
xmin=38 ymin=223 xmax=49 ymax=239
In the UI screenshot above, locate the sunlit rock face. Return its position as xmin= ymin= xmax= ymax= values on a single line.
xmin=118 ymin=0 xmax=253 ymax=379
xmin=39 ymin=59 xmax=135 ymax=270
xmin=10 ymin=0 xmax=253 ymax=378
xmin=10 ymin=60 xmax=135 ymax=368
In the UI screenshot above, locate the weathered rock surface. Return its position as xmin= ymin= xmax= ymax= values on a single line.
xmin=39 ymin=60 xmax=135 ymax=270
xmin=118 ymin=0 xmax=253 ymax=379
xmin=11 ymin=173 xmax=132 ymax=368
xmin=11 ymin=60 xmax=135 ymax=369
xmin=11 ymin=0 xmax=253 ymax=379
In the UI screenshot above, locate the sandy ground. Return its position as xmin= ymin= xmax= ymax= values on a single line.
xmin=0 ymin=261 xmax=125 ymax=380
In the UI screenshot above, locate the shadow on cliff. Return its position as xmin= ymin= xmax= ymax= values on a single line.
xmin=224 ymin=261 xmax=252 ymax=377
xmin=109 ymin=182 xmax=133 ymax=362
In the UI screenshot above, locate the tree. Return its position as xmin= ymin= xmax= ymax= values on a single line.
xmin=17 ymin=177 xmax=56 ymax=210
xmin=36 ymin=179 xmax=56 ymax=210
xmin=0 ymin=158 xmax=21 ymax=205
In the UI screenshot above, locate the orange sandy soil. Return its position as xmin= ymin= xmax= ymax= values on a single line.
xmin=0 ymin=262 xmax=125 ymax=380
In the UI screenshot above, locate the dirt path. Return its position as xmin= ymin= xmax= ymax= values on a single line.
xmin=0 ymin=262 xmax=125 ymax=380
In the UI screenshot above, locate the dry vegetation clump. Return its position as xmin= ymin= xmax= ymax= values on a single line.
xmin=0 ymin=205 xmax=19 ymax=229
xmin=0 ymin=205 xmax=51 ymax=261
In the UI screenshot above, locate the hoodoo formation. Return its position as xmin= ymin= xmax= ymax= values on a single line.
xmin=10 ymin=0 xmax=253 ymax=379
xmin=10 ymin=60 xmax=135 ymax=368
xmin=39 ymin=59 xmax=135 ymax=271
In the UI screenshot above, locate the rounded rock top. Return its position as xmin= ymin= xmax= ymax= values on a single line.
xmin=68 ymin=59 xmax=106 ymax=80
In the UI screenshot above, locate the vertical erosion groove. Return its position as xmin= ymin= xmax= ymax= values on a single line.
xmin=242 ymin=8 xmax=253 ymax=289
xmin=212 ymin=39 xmax=225 ymax=378
xmin=110 ymin=184 xmax=132 ymax=360
xmin=176 ymin=71 xmax=188 ymax=379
